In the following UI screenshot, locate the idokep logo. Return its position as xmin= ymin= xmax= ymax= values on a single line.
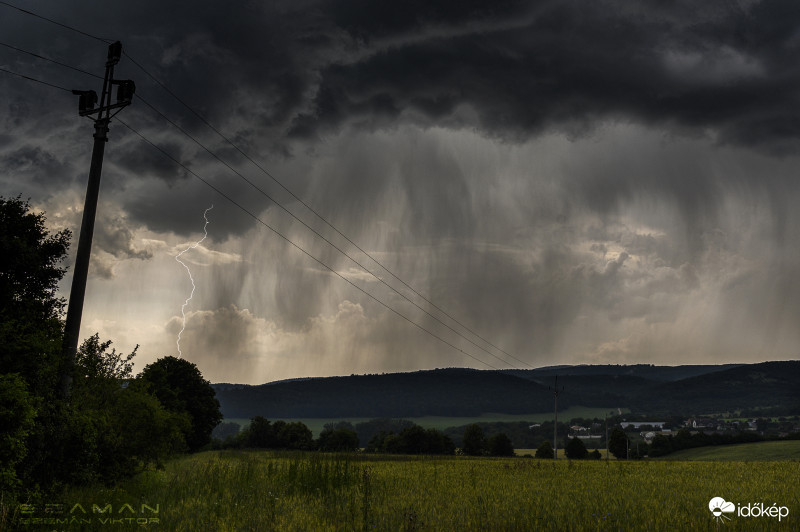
xmin=708 ymin=496 xmax=790 ymax=523
xmin=709 ymin=497 xmax=735 ymax=523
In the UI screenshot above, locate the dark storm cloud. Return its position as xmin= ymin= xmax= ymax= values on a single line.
xmin=113 ymin=139 xmax=188 ymax=183
xmin=2 ymin=0 xmax=799 ymax=377
xmin=4 ymin=0 xmax=796 ymax=222
xmin=9 ymin=0 xmax=793 ymax=150
xmin=0 ymin=145 xmax=68 ymax=184
xmin=288 ymin=0 xmax=800 ymax=151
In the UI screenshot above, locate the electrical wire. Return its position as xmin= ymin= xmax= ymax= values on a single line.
xmin=135 ymin=93 xmax=519 ymax=369
xmin=0 ymin=65 xmax=505 ymax=371
xmin=125 ymin=51 xmax=533 ymax=368
xmin=0 ymin=1 xmax=112 ymax=44
xmin=117 ymin=118 xmax=501 ymax=371
xmin=0 ymin=66 xmax=72 ymax=92
xmin=0 ymin=1 xmax=534 ymax=369
xmin=0 ymin=40 xmax=103 ymax=79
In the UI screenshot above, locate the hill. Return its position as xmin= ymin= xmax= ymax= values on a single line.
xmin=504 ymin=363 xmax=743 ymax=381
xmin=215 ymin=368 xmax=553 ymax=418
xmin=635 ymin=360 xmax=800 ymax=414
xmin=212 ymin=361 xmax=800 ymax=419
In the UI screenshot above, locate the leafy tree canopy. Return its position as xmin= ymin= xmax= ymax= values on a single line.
xmin=565 ymin=436 xmax=588 ymax=459
xmin=462 ymin=424 xmax=487 ymax=456
xmin=535 ymin=440 xmax=554 ymax=459
xmin=487 ymin=433 xmax=514 ymax=457
xmin=0 ymin=196 xmax=70 ymax=397
xmin=138 ymin=356 xmax=222 ymax=451
xmin=609 ymin=427 xmax=628 ymax=459
xmin=318 ymin=428 xmax=359 ymax=452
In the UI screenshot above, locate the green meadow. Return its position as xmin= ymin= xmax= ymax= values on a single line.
xmin=14 ymin=450 xmax=797 ymax=531
xmin=657 ymin=440 xmax=800 ymax=462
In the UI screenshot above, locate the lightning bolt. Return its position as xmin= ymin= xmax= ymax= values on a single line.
xmin=175 ymin=204 xmax=213 ymax=358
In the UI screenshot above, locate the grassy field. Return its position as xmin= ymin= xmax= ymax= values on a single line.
xmin=225 ymin=406 xmax=628 ymax=436
xmin=11 ymin=450 xmax=797 ymax=531
xmin=657 ymin=440 xmax=800 ymax=461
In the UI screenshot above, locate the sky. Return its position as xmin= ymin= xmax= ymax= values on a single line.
xmin=1 ymin=0 xmax=799 ymax=384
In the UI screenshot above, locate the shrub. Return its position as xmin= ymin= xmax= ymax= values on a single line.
xmin=535 ymin=440 xmax=554 ymax=459
xmin=487 ymin=433 xmax=515 ymax=457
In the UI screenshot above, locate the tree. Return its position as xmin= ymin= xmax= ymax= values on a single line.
xmin=564 ymin=437 xmax=588 ymax=459
xmin=247 ymin=416 xmax=274 ymax=448
xmin=72 ymin=335 xmax=187 ymax=482
xmin=277 ymin=421 xmax=314 ymax=450
xmin=462 ymin=424 xmax=486 ymax=456
xmin=0 ymin=374 xmax=37 ymax=499
xmin=589 ymin=449 xmax=602 ymax=460
xmin=138 ymin=356 xmax=222 ymax=451
xmin=0 ymin=196 xmax=70 ymax=397
xmin=396 ymin=425 xmax=427 ymax=454
xmin=425 ymin=428 xmax=456 ymax=455
xmin=609 ymin=427 xmax=628 ymax=459
xmin=487 ymin=433 xmax=514 ymax=457
xmin=366 ymin=430 xmax=390 ymax=453
xmin=318 ymin=428 xmax=360 ymax=452
xmin=535 ymin=440 xmax=554 ymax=459
xmin=99 ymin=385 xmax=189 ymax=479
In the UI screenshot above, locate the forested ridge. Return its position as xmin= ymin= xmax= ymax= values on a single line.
xmin=214 ymin=361 xmax=800 ymax=418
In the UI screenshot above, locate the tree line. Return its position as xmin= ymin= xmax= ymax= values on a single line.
xmin=213 ymin=418 xmax=517 ymax=457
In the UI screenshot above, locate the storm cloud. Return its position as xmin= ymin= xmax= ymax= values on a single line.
xmin=1 ymin=0 xmax=798 ymax=383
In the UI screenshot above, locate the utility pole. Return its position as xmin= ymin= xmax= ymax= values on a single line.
xmin=59 ymin=41 xmax=135 ymax=398
xmin=549 ymin=376 xmax=564 ymax=461
xmin=605 ymin=413 xmax=609 ymax=461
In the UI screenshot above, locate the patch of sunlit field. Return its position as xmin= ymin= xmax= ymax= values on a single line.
xmin=41 ymin=451 xmax=799 ymax=531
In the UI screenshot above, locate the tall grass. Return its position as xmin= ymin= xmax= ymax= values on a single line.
xmin=9 ymin=451 xmax=798 ymax=530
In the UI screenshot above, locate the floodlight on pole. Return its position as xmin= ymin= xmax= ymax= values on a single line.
xmin=60 ymin=41 xmax=134 ymax=399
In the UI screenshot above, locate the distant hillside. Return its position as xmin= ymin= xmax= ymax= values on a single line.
xmin=635 ymin=361 xmax=800 ymax=414
xmin=213 ymin=361 xmax=800 ymax=419
xmin=214 ymin=368 xmax=553 ymax=418
xmin=504 ymin=363 xmax=743 ymax=382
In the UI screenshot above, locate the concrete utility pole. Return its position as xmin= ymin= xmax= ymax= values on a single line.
xmin=60 ymin=41 xmax=135 ymax=398
xmin=550 ymin=376 xmax=564 ymax=460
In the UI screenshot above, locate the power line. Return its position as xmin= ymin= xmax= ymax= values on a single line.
xmin=0 ymin=0 xmax=533 ymax=369
xmin=0 ymin=66 xmax=72 ymax=92
xmin=0 ymin=1 xmax=111 ymax=44
xmin=0 ymin=45 xmax=519 ymax=372
xmin=125 ymin=53 xmax=533 ymax=368
xmin=134 ymin=93 xmax=519 ymax=369
xmin=0 ymin=40 xmax=103 ymax=79
xmin=117 ymin=118 xmax=501 ymax=371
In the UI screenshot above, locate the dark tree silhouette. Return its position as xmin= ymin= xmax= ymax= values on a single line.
xmin=247 ymin=416 xmax=275 ymax=448
xmin=564 ymin=436 xmax=588 ymax=459
xmin=138 ymin=356 xmax=222 ymax=451
xmin=609 ymin=427 xmax=628 ymax=459
xmin=535 ymin=440 xmax=554 ymax=459
xmin=487 ymin=433 xmax=515 ymax=456
xmin=0 ymin=195 xmax=70 ymax=397
xmin=462 ymin=424 xmax=486 ymax=456
xmin=318 ymin=428 xmax=360 ymax=452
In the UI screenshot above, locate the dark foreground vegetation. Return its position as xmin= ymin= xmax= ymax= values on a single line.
xmin=1 ymin=197 xmax=222 ymax=505
xmin=14 ymin=451 xmax=800 ymax=530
